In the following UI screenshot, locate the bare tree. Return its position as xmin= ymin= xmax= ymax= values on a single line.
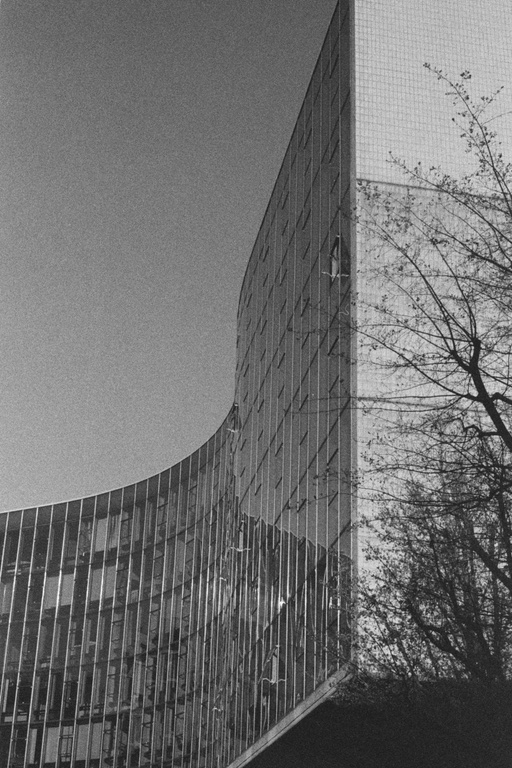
xmin=353 ymin=68 xmax=512 ymax=683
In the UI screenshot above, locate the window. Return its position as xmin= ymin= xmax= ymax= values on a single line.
xmin=75 ymin=724 xmax=89 ymax=763
xmin=48 ymin=673 xmax=63 ymax=719
xmin=43 ymin=726 xmax=60 ymax=764
xmin=37 ymin=625 xmax=53 ymax=665
xmin=27 ymin=727 xmax=43 ymax=767
xmin=33 ymin=526 xmax=49 ymax=569
xmin=28 ymin=574 xmax=44 ymax=613
xmin=12 ymin=726 xmax=27 ymax=760
xmin=12 ymin=574 xmax=29 ymax=618
xmin=105 ymin=663 xmax=120 ymax=712
xmin=329 ymin=236 xmax=340 ymax=280
xmin=89 ymin=569 xmax=102 ymax=604
xmin=43 ymin=576 xmax=59 ymax=610
xmin=79 ymin=672 xmax=93 ymax=717
xmin=103 ymin=564 xmax=116 ymax=602
xmin=4 ymin=530 xmax=19 ymax=569
xmin=19 ymin=529 xmax=34 ymax=566
xmin=93 ymin=517 xmax=107 ymax=556
xmin=59 ymin=726 xmax=74 ymax=762
xmin=22 ymin=624 xmax=38 ymax=661
xmin=64 ymin=520 xmax=79 ymax=566
xmin=33 ymin=673 xmax=48 ymax=717
xmin=78 ymin=519 xmax=93 ymax=560
xmin=48 ymin=522 xmax=64 ymax=567
xmin=92 ymin=665 xmax=106 ymax=713
xmin=90 ymin=722 xmax=102 ymax=760
xmin=53 ymin=617 xmax=70 ymax=660
xmin=63 ymin=678 xmax=78 ymax=718
xmin=101 ymin=721 xmax=115 ymax=762
xmin=119 ymin=511 xmax=132 ymax=552
xmin=1 ymin=676 xmax=17 ymax=717
xmin=99 ymin=613 xmax=112 ymax=654
xmin=85 ymin=614 xmax=98 ymax=657
xmin=133 ymin=505 xmax=144 ymax=545
xmin=60 ymin=572 xmax=74 ymax=605
xmin=107 ymin=514 xmax=120 ymax=553
xmin=0 ymin=581 xmax=12 ymax=616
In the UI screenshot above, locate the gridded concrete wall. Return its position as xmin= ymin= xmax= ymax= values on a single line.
xmin=355 ymin=0 xmax=512 ymax=184
xmin=353 ymin=0 xmax=512 ymax=564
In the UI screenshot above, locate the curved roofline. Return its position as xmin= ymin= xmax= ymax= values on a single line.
xmin=0 ymin=404 xmax=236 ymax=516
xmin=236 ymin=6 xmax=337 ymax=324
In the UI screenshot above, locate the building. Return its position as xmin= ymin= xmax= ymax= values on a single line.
xmin=1 ymin=1 xmax=511 ymax=767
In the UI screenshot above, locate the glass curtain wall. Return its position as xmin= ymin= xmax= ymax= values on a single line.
xmin=232 ymin=1 xmax=353 ymax=761
xmin=0 ymin=416 xmax=239 ymax=768
xmin=0 ymin=3 xmax=353 ymax=767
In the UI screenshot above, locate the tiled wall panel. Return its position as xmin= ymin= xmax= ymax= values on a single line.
xmin=355 ymin=0 xmax=512 ymax=184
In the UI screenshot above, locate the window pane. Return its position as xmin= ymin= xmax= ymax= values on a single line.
xmin=90 ymin=569 xmax=102 ymax=603
xmin=60 ymin=573 xmax=73 ymax=606
xmin=43 ymin=576 xmax=58 ymax=610
xmin=0 ymin=581 xmax=13 ymax=615
xmin=93 ymin=518 xmax=107 ymax=555
xmin=90 ymin=722 xmax=102 ymax=758
xmin=44 ymin=727 xmax=59 ymax=762
xmin=76 ymin=724 xmax=89 ymax=760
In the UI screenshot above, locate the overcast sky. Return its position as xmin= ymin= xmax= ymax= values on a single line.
xmin=0 ymin=0 xmax=337 ymax=511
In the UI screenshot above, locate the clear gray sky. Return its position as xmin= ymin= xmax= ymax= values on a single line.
xmin=0 ymin=0 xmax=337 ymax=511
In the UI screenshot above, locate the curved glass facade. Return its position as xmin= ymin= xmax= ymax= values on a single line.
xmin=0 ymin=3 xmax=354 ymax=767
xmin=0 ymin=419 xmax=239 ymax=768
xmin=232 ymin=0 xmax=353 ymax=752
